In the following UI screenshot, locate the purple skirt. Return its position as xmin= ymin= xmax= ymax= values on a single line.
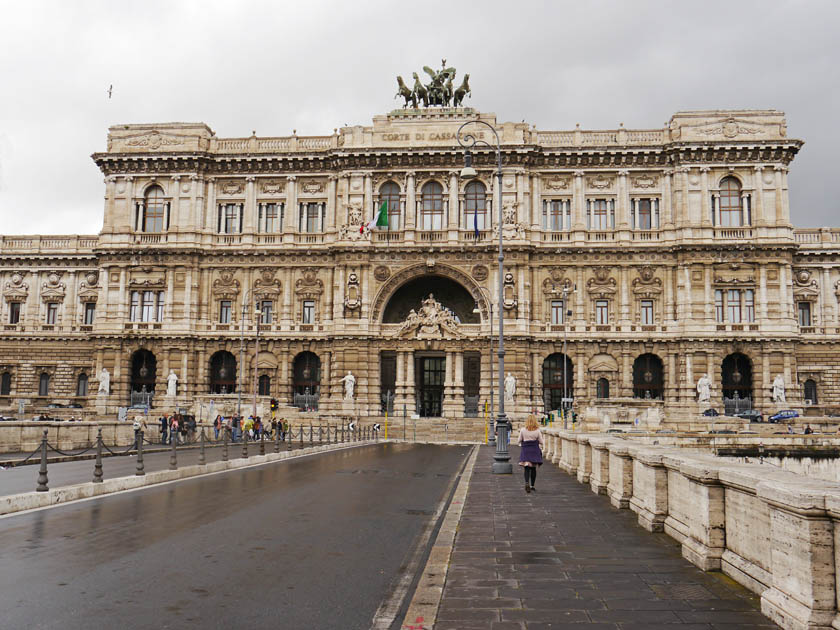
xmin=519 ymin=440 xmax=543 ymax=466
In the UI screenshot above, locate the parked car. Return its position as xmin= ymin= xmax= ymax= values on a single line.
xmin=45 ymin=402 xmax=65 ymax=408
xmin=702 ymin=408 xmax=720 ymax=417
xmin=769 ymin=409 xmax=799 ymax=423
xmin=67 ymin=402 xmax=83 ymax=409
xmin=735 ymin=409 xmax=764 ymax=423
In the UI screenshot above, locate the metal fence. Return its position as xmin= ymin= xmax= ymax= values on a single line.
xmin=293 ymin=390 xmax=319 ymax=411
xmin=723 ymin=393 xmax=752 ymax=415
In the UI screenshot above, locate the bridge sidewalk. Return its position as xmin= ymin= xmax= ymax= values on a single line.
xmin=433 ymin=445 xmax=776 ymax=629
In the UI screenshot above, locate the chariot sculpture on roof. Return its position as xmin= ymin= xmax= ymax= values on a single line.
xmin=395 ymin=58 xmax=471 ymax=109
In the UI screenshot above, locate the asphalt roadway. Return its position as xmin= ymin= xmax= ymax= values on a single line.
xmin=0 ymin=442 xmax=472 ymax=630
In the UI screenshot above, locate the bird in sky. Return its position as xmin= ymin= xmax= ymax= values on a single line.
xmin=107 ymin=84 xmax=113 ymax=99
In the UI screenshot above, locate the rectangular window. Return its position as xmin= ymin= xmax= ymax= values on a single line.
xmin=592 ymin=200 xmax=609 ymax=230
xmin=727 ymin=289 xmax=742 ymax=323
xmin=156 ymin=292 xmax=164 ymax=322
xmin=300 ymin=203 xmax=322 ymax=233
xmin=223 ymin=204 xmax=238 ymax=234
xmin=219 ymin=300 xmax=232 ymax=324
xmin=641 ymin=299 xmax=654 ymax=325
xmin=638 ymin=199 xmax=652 ymax=230
xmin=261 ymin=203 xmax=282 ymax=232
xmin=744 ymin=289 xmax=755 ymax=323
xmin=715 ymin=290 xmax=724 ymax=323
xmin=83 ymin=302 xmax=95 ymax=325
xmin=550 ymin=299 xmax=565 ymax=325
xmin=260 ymin=300 xmax=273 ymax=324
xmin=141 ymin=290 xmax=155 ymax=322
xmin=798 ymin=302 xmax=812 ymax=327
xmin=130 ymin=291 xmax=140 ymax=321
xmin=302 ymin=300 xmax=315 ymax=324
xmin=595 ymin=300 xmax=609 ymax=325
xmin=46 ymin=302 xmax=58 ymax=325
xmin=9 ymin=302 xmax=20 ymax=324
xmin=543 ymin=200 xmax=567 ymax=231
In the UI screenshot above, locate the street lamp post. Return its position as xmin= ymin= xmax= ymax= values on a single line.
xmin=473 ymin=295 xmax=495 ymax=445
xmin=253 ymin=305 xmax=261 ymax=421
xmin=237 ymin=290 xmax=257 ymax=419
xmin=458 ymin=119 xmax=512 ymax=474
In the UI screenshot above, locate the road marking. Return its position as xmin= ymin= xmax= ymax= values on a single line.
xmin=370 ymin=445 xmax=477 ymax=630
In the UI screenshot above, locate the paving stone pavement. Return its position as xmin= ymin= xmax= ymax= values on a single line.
xmin=435 ymin=445 xmax=778 ymax=629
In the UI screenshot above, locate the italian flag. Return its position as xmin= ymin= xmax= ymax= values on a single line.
xmin=361 ymin=200 xmax=389 ymax=233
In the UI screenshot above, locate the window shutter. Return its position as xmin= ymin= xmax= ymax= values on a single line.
xmin=239 ymin=204 xmax=244 ymax=233
xmin=135 ymin=202 xmax=141 ymax=231
xmin=299 ymin=203 xmax=303 ymax=232
xmin=165 ymin=202 xmax=171 ymax=230
xmin=218 ymin=205 xmax=222 ymax=233
xmin=258 ymin=204 xmax=263 ymax=233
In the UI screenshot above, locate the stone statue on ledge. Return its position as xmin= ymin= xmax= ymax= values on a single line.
xmin=167 ymin=370 xmax=178 ymax=397
xmin=505 ymin=373 xmax=516 ymax=403
xmin=772 ymin=374 xmax=786 ymax=403
xmin=97 ymin=367 xmax=110 ymax=395
xmin=341 ymin=371 xmax=356 ymax=400
xmin=696 ymin=374 xmax=711 ymax=404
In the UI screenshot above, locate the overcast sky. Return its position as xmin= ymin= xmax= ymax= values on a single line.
xmin=0 ymin=0 xmax=837 ymax=235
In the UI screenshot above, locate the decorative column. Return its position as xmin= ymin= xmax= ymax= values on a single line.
xmin=662 ymin=169 xmax=674 ymax=229
xmin=405 ymin=351 xmax=415 ymax=415
xmin=684 ymin=351 xmax=694 ymax=404
xmin=188 ymin=175 xmax=200 ymax=233
xmin=703 ymin=264 xmax=713 ymax=322
xmin=679 ymin=167 xmax=691 ymax=226
xmin=205 ymin=177 xmax=216 ymax=233
xmin=102 ymin=176 xmax=117 ymax=232
xmin=118 ymin=268 xmax=127 ymax=321
xmin=774 ymin=166 xmax=785 ymax=224
xmin=405 ymin=171 xmax=416 ymax=235
xmin=395 ymin=350 xmax=407 ymax=412
xmin=575 ymin=266 xmax=585 ymax=324
xmin=165 ymin=267 xmax=175 ymax=322
xmin=531 ymin=352 xmax=540 ymax=412
xmin=823 ymin=267 xmax=835 ymax=326
xmin=448 ymin=171 xmax=459 ymax=233
xmin=700 ymin=167 xmax=712 ymax=227
xmin=619 ymin=266 xmax=630 ymax=327
xmin=779 ymin=264 xmax=790 ymax=321
xmin=622 ymin=349 xmax=632 ymax=398
xmin=668 ymin=351 xmax=678 ymax=401
xmin=759 ymin=265 xmax=768 ymax=322
xmin=572 ymin=170 xmax=585 ymax=232
xmin=283 ymin=176 xmax=297 ymax=237
xmin=442 ymin=351 xmax=456 ymax=416
xmin=617 ymin=170 xmax=630 ymax=230
xmin=530 ymin=174 xmax=541 ymax=234
xmin=170 ymin=175 xmax=181 ymax=234
xmin=363 ymin=172 xmax=373 ymax=222
xmin=243 ymin=176 xmax=256 ymax=234
xmin=753 ymin=166 xmax=765 ymax=227
xmin=326 ymin=174 xmax=338 ymax=233
xmin=776 ymin=165 xmax=790 ymax=225
xmin=664 ymin=266 xmax=674 ymax=325
xmin=454 ymin=351 xmax=464 ymax=414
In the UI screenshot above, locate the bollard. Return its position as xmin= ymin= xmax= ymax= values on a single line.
xmin=199 ymin=427 xmax=206 ymax=465
xmin=326 ymin=424 xmax=331 ymax=445
xmin=169 ymin=429 xmax=177 ymax=470
xmin=241 ymin=428 xmax=248 ymax=459
xmin=318 ymin=423 xmax=323 ymax=444
xmin=274 ymin=426 xmax=280 ymax=453
xmin=223 ymin=427 xmax=229 ymax=462
xmin=260 ymin=430 xmax=265 ymax=456
xmin=36 ymin=428 xmax=49 ymax=492
xmin=136 ymin=430 xmax=146 ymax=476
xmin=92 ymin=428 xmax=104 ymax=483
xmin=287 ymin=425 xmax=292 ymax=451
xmin=309 ymin=423 xmax=313 ymax=446
xmin=299 ymin=426 xmax=303 ymax=448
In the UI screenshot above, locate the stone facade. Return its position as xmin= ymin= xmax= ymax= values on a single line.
xmin=1 ymin=107 xmax=839 ymax=427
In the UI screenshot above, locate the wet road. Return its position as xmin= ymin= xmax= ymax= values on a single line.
xmin=0 ymin=443 xmax=471 ymax=630
xmin=0 ymin=442 xmax=313 ymax=496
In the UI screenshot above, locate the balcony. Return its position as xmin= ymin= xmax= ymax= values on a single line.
xmin=541 ymin=232 xmax=570 ymax=242
xmin=462 ymin=230 xmax=490 ymax=243
xmin=586 ymin=232 xmax=615 ymax=242
xmin=632 ymin=230 xmax=660 ymax=241
xmin=714 ymin=228 xmax=753 ymax=240
xmin=417 ymin=231 xmax=447 ymax=243
xmin=374 ymin=231 xmax=403 ymax=243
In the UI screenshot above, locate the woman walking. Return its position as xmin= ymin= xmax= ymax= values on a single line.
xmin=518 ymin=414 xmax=544 ymax=493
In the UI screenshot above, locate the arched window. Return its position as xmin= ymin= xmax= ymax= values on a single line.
xmin=143 ymin=185 xmax=166 ymax=233
xmin=76 ymin=373 xmax=89 ymax=397
xmin=258 ymin=374 xmax=271 ymax=396
xmin=0 ymin=371 xmax=11 ymax=395
xmin=420 ymin=181 xmax=444 ymax=230
xmin=293 ymin=352 xmax=321 ymax=410
xmin=804 ymin=379 xmax=818 ymax=404
xmin=379 ymin=181 xmax=401 ymax=230
xmin=633 ymin=354 xmax=664 ymax=400
xmin=39 ymin=372 xmax=50 ymax=397
xmin=596 ymin=378 xmax=610 ymax=399
xmin=719 ymin=177 xmax=743 ymax=227
xmin=464 ymin=181 xmax=487 ymax=232
xmin=209 ymin=351 xmax=237 ymax=394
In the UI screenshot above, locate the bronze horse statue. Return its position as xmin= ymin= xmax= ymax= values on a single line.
xmin=395 ymin=75 xmax=416 ymax=108
xmin=453 ymin=74 xmax=471 ymax=107
xmin=412 ymin=72 xmax=429 ymax=107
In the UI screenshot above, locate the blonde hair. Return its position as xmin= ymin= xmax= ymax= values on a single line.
xmin=525 ymin=415 xmax=539 ymax=431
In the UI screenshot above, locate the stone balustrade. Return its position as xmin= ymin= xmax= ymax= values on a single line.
xmin=545 ymin=428 xmax=840 ymax=630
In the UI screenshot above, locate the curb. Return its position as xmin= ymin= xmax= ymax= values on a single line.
xmin=0 ymin=440 xmax=378 ymax=518
xmin=400 ymin=443 xmax=480 ymax=629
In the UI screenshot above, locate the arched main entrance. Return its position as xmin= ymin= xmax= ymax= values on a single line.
xmin=543 ymin=353 xmax=573 ymax=412
xmin=721 ymin=352 xmax=752 ymax=413
xmin=382 ymin=275 xmax=479 ymax=324
xmin=209 ymin=351 xmax=236 ymax=394
xmin=293 ymin=352 xmax=320 ymax=410
xmin=633 ymin=354 xmax=664 ymax=400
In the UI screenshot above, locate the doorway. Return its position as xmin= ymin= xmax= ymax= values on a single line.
xmin=416 ymin=355 xmax=445 ymax=417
